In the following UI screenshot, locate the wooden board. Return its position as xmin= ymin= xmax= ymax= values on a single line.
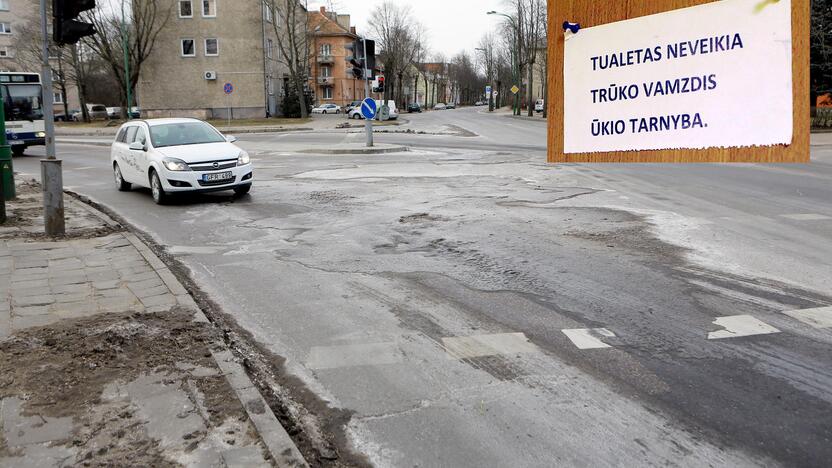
xmin=547 ymin=0 xmax=810 ymax=163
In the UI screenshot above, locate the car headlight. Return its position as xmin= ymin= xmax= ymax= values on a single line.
xmin=162 ymin=158 xmax=191 ymax=171
xmin=36 ymin=132 xmax=46 ymax=138
xmin=237 ymin=151 xmax=250 ymax=166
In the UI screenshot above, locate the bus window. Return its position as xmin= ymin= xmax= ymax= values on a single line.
xmin=1 ymin=84 xmax=43 ymax=121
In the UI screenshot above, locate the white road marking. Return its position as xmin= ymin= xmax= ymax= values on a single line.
xmin=442 ymin=333 xmax=539 ymax=359
xmin=306 ymin=342 xmax=403 ymax=370
xmin=562 ymin=328 xmax=616 ymax=350
xmin=783 ymin=306 xmax=832 ymax=329
xmin=707 ymin=315 xmax=781 ymax=340
xmin=780 ymin=214 xmax=832 ymax=221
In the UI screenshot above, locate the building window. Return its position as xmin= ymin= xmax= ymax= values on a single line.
xmin=266 ymin=39 xmax=273 ymax=59
xmin=320 ymin=44 xmax=331 ymax=56
xmin=0 ymin=23 xmax=11 ymax=34
xmin=53 ymin=92 xmax=63 ymax=104
xmin=202 ymin=0 xmax=216 ymax=17
xmin=181 ymin=39 xmax=195 ymax=57
xmin=0 ymin=47 xmax=9 ymax=58
xmin=322 ymin=87 xmax=332 ymax=100
xmin=263 ymin=2 xmax=272 ymax=22
xmin=0 ymin=0 xmax=9 ymax=11
xmin=179 ymin=0 xmax=193 ymax=18
xmin=205 ymin=38 xmax=218 ymax=56
xmin=320 ymin=66 xmax=331 ymax=78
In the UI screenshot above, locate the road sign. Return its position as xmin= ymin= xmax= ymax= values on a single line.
xmin=486 ymin=86 xmax=492 ymax=95
xmin=510 ymin=85 xmax=520 ymax=95
xmin=223 ymin=82 xmax=234 ymax=94
xmin=361 ymin=98 xmax=377 ymax=120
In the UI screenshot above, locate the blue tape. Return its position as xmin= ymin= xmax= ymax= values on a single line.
xmin=563 ymin=21 xmax=581 ymax=34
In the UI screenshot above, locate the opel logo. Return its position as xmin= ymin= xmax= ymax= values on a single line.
xmin=212 ymin=162 xmax=219 ymax=169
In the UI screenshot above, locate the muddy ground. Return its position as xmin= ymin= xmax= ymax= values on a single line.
xmin=0 ymin=308 xmax=268 ymax=466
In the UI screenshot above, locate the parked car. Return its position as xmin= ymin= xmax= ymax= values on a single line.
xmin=54 ymin=109 xmax=78 ymax=122
xmin=106 ymin=107 xmax=121 ymax=119
xmin=474 ymin=101 xmax=486 ymax=106
xmin=347 ymin=100 xmax=398 ymax=121
xmin=407 ymin=103 xmax=422 ymax=113
xmin=130 ymin=107 xmax=141 ymax=119
xmin=311 ymin=103 xmax=341 ymax=114
xmin=344 ymin=100 xmax=362 ymax=113
xmin=433 ymin=103 xmax=447 ymax=111
xmin=73 ymin=104 xmax=108 ymax=121
xmin=110 ymin=118 xmax=253 ymax=204
xmin=446 ymin=103 xmax=456 ymax=110
xmin=535 ymin=99 xmax=545 ymax=113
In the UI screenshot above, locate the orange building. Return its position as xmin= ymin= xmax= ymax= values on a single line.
xmin=308 ymin=7 xmax=377 ymax=108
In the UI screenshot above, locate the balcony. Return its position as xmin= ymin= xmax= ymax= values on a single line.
xmin=317 ymin=76 xmax=334 ymax=86
xmin=317 ymin=55 xmax=334 ymax=64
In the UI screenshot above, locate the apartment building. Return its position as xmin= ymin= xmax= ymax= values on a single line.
xmin=0 ymin=0 xmax=80 ymax=113
xmin=307 ymin=6 xmax=373 ymax=108
xmin=139 ymin=0 xmax=289 ymax=120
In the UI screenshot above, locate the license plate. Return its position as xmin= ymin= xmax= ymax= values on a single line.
xmin=203 ymin=171 xmax=233 ymax=182
xmin=9 ymin=140 xmax=23 ymax=146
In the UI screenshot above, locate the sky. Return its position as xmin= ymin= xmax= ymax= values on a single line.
xmin=307 ymin=0 xmax=507 ymax=59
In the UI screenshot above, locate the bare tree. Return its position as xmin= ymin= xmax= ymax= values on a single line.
xmin=84 ymin=0 xmax=174 ymax=118
xmin=476 ymin=33 xmax=497 ymax=111
xmin=368 ymin=2 xmax=424 ymax=107
xmin=264 ymin=0 xmax=312 ymax=118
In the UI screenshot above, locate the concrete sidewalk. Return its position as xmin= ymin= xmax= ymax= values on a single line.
xmin=0 ymin=181 xmax=306 ymax=467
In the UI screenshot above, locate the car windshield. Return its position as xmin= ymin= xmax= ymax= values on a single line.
xmin=149 ymin=122 xmax=226 ymax=148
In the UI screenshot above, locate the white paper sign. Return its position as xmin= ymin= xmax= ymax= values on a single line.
xmin=563 ymin=0 xmax=793 ymax=154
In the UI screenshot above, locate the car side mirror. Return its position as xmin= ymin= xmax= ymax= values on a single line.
xmin=226 ymin=135 xmax=238 ymax=143
xmin=129 ymin=142 xmax=145 ymax=151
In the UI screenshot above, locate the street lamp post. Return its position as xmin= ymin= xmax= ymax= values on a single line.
xmin=487 ymin=11 xmax=520 ymax=116
xmin=121 ymin=0 xmax=132 ymax=120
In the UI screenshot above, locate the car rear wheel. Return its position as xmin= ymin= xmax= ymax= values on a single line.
xmin=114 ymin=163 xmax=131 ymax=192
xmin=150 ymin=170 xmax=168 ymax=205
xmin=11 ymin=146 xmax=25 ymax=157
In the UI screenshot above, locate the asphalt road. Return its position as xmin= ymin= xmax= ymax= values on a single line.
xmin=12 ymin=108 xmax=832 ymax=467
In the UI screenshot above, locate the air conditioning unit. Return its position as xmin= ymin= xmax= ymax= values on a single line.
xmin=204 ymin=71 xmax=217 ymax=81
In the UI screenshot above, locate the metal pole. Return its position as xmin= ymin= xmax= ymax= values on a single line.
xmin=362 ymin=38 xmax=373 ymax=148
xmin=39 ymin=0 xmax=64 ymax=236
xmin=121 ymin=0 xmax=132 ymax=120
xmin=0 ymin=87 xmax=6 ymax=221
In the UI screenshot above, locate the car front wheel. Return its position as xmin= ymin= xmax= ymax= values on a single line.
xmin=233 ymin=184 xmax=251 ymax=197
xmin=150 ymin=171 xmax=168 ymax=205
xmin=114 ymin=163 xmax=131 ymax=191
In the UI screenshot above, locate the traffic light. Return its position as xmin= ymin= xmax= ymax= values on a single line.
xmin=347 ymin=39 xmax=376 ymax=80
xmin=376 ymin=76 xmax=385 ymax=93
xmin=53 ymin=0 xmax=97 ymax=46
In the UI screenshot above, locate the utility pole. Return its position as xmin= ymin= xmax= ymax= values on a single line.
xmin=362 ymin=37 xmax=373 ymax=148
xmin=40 ymin=0 xmax=64 ymax=236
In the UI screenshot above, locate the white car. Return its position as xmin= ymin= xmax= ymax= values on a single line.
xmin=348 ymin=100 xmax=399 ymax=121
xmin=110 ymin=118 xmax=253 ymax=204
xmin=311 ymin=104 xmax=341 ymax=114
xmin=535 ymin=99 xmax=545 ymax=113
xmin=433 ymin=103 xmax=447 ymax=110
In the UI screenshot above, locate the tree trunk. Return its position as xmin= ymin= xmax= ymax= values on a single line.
xmin=527 ymin=62 xmax=534 ymax=117
xmin=294 ymin=77 xmax=308 ymax=119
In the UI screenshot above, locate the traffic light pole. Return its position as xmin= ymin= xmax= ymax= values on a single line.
xmin=40 ymin=0 xmax=65 ymax=236
xmin=362 ymin=38 xmax=373 ymax=148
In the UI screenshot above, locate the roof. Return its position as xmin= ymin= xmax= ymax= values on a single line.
xmin=308 ymin=7 xmax=356 ymax=38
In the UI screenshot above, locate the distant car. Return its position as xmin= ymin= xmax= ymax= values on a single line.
xmin=311 ymin=104 xmax=341 ymax=114
xmin=110 ymin=118 xmax=253 ymax=204
xmin=344 ymin=100 xmax=362 ymax=113
xmin=407 ymin=103 xmax=422 ymax=113
xmin=73 ymin=104 xmax=108 ymax=121
xmin=433 ymin=103 xmax=447 ymax=111
xmin=54 ymin=110 xmax=77 ymax=122
xmin=106 ymin=107 xmax=121 ymax=119
xmin=535 ymin=99 xmax=544 ymax=113
xmin=348 ymin=107 xmax=364 ymax=120
xmin=446 ymin=103 xmax=456 ymax=110
xmin=348 ymin=100 xmax=398 ymax=121
xmin=474 ymin=101 xmax=485 ymax=106
xmin=130 ymin=107 xmax=141 ymax=119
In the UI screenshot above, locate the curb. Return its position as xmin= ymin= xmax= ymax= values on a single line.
xmin=55 ymin=127 xmax=315 ymax=138
xmin=299 ymin=145 xmax=410 ymax=155
xmin=76 ymin=198 xmax=309 ymax=468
